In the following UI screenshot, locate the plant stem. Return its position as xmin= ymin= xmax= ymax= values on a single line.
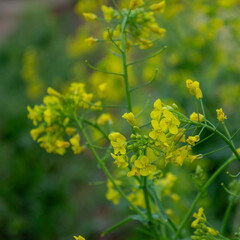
xmin=191 ymin=122 xmax=240 ymax=162
xmin=121 ymin=13 xmax=132 ymax=112
xmin=74 ymin=115 xmax=146 ymax=219
xmin=143 ymin=177 xmax=160 ymax=240
xmin=221 ymin=198 xmax=235 ymax=235
xmin=173 ymin=156 xmax=236 ymax=240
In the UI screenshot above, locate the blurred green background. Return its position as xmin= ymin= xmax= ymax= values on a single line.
xmin=0 ymin=0 xmax=239 ymax=239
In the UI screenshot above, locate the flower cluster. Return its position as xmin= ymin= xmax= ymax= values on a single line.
xmin=109 ymin=98 xmax=200 ymax=177
xmin=216 ymin=108 xmax=227 ymax=123
xmin=83 ymin=0 xmax=166 ymax=49
xmin=27 ymin=82 xmax=105 ymax=155
xmin=186 ymin=79 xmax=203 ymax=100
xmin=191 ymin=208 xmax=219 ymax=239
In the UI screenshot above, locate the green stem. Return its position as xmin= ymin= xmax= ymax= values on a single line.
xmin=143 ymin=177 xmax=160 ymax=240
xmin=221 ymin=198 xmax=235 ymax=235
xmin=121 ymin=13 xmax=132 ymax=112
xmin=74 ymin=115 xmax=146 ymax=219
xmin=191 ymin=122 xmax=240 ymax=162
xmin=173 ymin=156 xmax=236 ymax=240
xmin=223 ymin=122 xmax=236 ymax=148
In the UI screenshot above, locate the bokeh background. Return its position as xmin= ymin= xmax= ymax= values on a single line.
xmin=0 ymin=0 xmax=240 ymax=239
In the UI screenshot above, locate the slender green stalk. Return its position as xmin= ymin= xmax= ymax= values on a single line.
xmin=173 ymin=156 xmax=236 ymax=240
xmin=85 ymin=60 xmax=124 ymax=76
xmin=102 ymin=216 xmax=133 ymax=236
xmin=127 ymin=46 xmax=167 ymax=66
xmin=74 ymin=115 xmax=147 ymax=219
xmin=221 ymin=198 xmax=235 ymax=235
xmin=143 ymin=177 xmax=160 ymax=240
xmin=121 ymin=13 xmax=132 ymax=112
xmin=190 ymin=122 xmax=240 ymax=162
xmin=223 ymin=122 xmax=236 ymax=148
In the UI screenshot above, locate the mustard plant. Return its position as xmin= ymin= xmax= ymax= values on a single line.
xmin=28 ymin=1 xmax=240 ymax=239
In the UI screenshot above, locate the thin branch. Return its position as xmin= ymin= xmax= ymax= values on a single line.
xmin=127 ymin=46 xmax=167 ymax=66
xmin=130 ymin=68 xmax=159 ymax=92
xmin=85 ymin=60 xmax=124 ymax=76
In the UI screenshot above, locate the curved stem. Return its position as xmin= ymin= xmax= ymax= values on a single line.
xmin=173 ymin=156 xmax=236 ymax=240
xmin=74 ymin=115 xmax=147 ymax=219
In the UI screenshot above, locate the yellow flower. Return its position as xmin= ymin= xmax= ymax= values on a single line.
xmin=162 ymin=110 xmax=180 ymax=134
xmin=101 ymin=5 xmax=115 ymax=22
xmin=82 ymin=13 xmax=97 ymax=21
xmin=190 ymin=112 xmax=204 ymax=122
xmin=216 ymin=108 xmax=227 ymax=122
xmin=65 ymin=127 xmax=77 ymax=136
xmin=43 ymin=108 xmax=53 ymax=125
xmin=70 ymin=134 xmax=84 ymax=154
xmin=187 ymin=135 xmax=200 ymax=146
xmin=139 ymin=38 xmax=152 ymax=49
xmin=122 ymin=112 xmax=137 ymax=126
xmin=150 ymin=25 xmax=166 ymax=37
xmin=73 ymin=235 xmax=85 ymax=240
xmin=85 ymin=37 xmax=97 ymax=46
xmin=191 ymin=208 xmax=206 ymax=228
xmin=91 ymin=101 xmax=102 ymax=111
xmin=150 ymin=1 xmax=165 ymax=12
xmin=106 ymin=180 xmax=121 ymax=205
xmin=30 ymin=125 xmax=44 ymax=141
xmin=97 ymin=113 xmax=112 ymax=125
xmin=151 ymin=99 xmax=163 ymax=120
xmin=82 ymin=93 xmax=93 ymax=109
xmin=207 ymin=227 xmax=218 ymax=236
xmin=149 ymin=119 xmax=167 ymax=142
xmin=133 ymin=156 xmax=156 ymax=176
xmin=47 ymin=87 xmax=61 ymax=98
xmin=129 ymin=0 xmax=144 ymax=10
xmin=109 ymin=132 xmax=126 ymax=154
xmin=186 ymin=79 xmax=203 ymax=99
xmin=111 ymin=153 xmax=129 ymax=168
xmin=97 ymin=82 xmax=107 ymax=99
xmin=27 ymin=105 xmax=43 ymax=126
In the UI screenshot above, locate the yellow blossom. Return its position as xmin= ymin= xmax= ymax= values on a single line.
xmin=162 ymin=110 xmax=180 ymax=134
xmin=43 ymin=108 xmax=53 ymax=125
xmin=83 ymin=13 xmax=97 ymax=21
xmin=91 ymin=101 xmax=102 ymax=111
xmin=109 ymin=132 xmax=126 ymax=154
xmin=106 ymin=180 xmax=121 ymax=205
xmin=150 ymin=1 xmax=165 ymax=12
xmin=85 ymin=37 xmax=97 ymax=46
xmin=101 ymin=5 xmax=115 ymax=22
xmin=150 ymin=25 xmax=166 ymax=37
xmin=190 ymin=112 xmax=204 ymax=122
xmin=133 ymin=156 xmax=156 ymax=176
xmin=73 ymin=235 xmax=85 ymax=240
xmin=186 ymin=79 xmax=203 ymax=99
xmin=30 ymin=125 xmax=44 ymax=141
xmin=97 ymin=113 xmax=112 ymax=125
xmin=187 ymin=135 xmax=200 ymax=146
xmin=216 ymin=108 xmax=227 ymax=122
xmin=191 ymin=208 xmax=206 ymax=228
xmin=111 ymin=153 xmax=129 ymax=168
xmin=65 ymin=127 xmax=77 ymax=136
xmin=129 ymin=0 xmax=144 ymax=10
xmin=151 ymin=99 xmax=163 ymax=120
xmin=97 ymin=82 xmax=107 ymax=99
xmin=47 ymin=87 xmax=61 ymax=98
xmin=122 ymin=112 xmax=137 ymax=126
xmin=139 ymin=38 xmax=153 ymax=49
xmin=70 ymin=134 xmax=84 ymax=154
xmin=82 ymin=93 xmax=93 ymax=109
xmin=149 ymin=119 xmax=167 ymax=142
